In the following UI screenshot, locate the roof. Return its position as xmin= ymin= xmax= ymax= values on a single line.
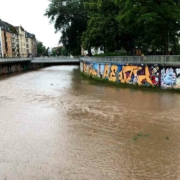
xmin=25 ymin=31 xmax=36 ymax=39
xmin=0 ymin=19 xmax=17 ymax=34
xmin=14 ymin=26 xmax=25 ymax=32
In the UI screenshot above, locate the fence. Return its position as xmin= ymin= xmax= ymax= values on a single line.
xmin=34 ymin=56 xmax=80 ymax=60
xmin=80 ymin=55 xmax=180 ymax=64
xmin=0 ymin=57 xmax=32 ymax=63
xmin=1 ymin=55 xmax=180 ymax=64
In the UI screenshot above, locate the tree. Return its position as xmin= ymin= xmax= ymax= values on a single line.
xmin=82 ymin=0 xmax=120 ymax=52
xmin=116 ymin=0 xmax=180 ymax=54
xmin=45 ymin=0 xmax=180 ymax=55
xmin=37 ymin=41 xmax=46 ymax=56
xmin=61 ymin=47 xmax=69 ymax=56
xmin=45 ymin=0 xmax=88 ymax=55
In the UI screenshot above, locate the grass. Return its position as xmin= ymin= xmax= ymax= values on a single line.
xmin=132 ymin=133 xmax=169 ymax=142
xmin=80 ymin=72 xmax=180 ymax=94
xmin=133 ymin=132 xmax=150 ymax=141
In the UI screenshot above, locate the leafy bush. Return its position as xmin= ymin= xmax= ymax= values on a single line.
xmin=94 ymin=50 xmax=127 ymax=56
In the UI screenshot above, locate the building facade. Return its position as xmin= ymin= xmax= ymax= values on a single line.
xmin=11 ymin=33 xmax=19 ymax=57
xmin=0 ymin=20 xmax=18 ymax=57
xmin=15 ymin=26 xmax=27 ymax=57
xmin=25 ymin=31 xmax=37 ymax=56
xmin=0 ymin=19 xmax=37 ymax=58
xmin=0 ymin=27 xmax=3 ymax=57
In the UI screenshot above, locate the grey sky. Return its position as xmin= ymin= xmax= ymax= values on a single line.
xmin=0 ymin=0 xmax=61 ymax=48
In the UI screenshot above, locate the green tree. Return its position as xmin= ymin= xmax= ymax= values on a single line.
xmin=52 ymin=47 xmax=64 ymax=56
xmin=45 ymin=0 xmax=180 ymax=55
xmin=82 ymin=0 xmax=120 ymax=52
xmin=61 ymin=47 xmax=69 ymax=56
xmin=116 ymin=0 xmax=180 ymax=54
xmin=45 ymin=0 xmax=88 ymax=55
xmin=37 ymin=41 xmax=46 ymax=56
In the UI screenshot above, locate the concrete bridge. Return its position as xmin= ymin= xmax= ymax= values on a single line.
xmin=31 ymin=57 xmax=80 ymax=65
xmin=1 ymin=55 xmax=180 ymax=65
xmin=0 ymin=57 xmax=80 ymax=65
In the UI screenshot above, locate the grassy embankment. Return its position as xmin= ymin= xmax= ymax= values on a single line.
xmin=80 ymin=72 xmax=180 ymax=94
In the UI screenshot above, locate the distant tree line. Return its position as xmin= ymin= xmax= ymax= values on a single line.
xmin=37 ymin=40 xmax=70 ymax=57
xmin=37 ymin=41 xmax=49 ymax=56
xmin=52 ymin=47 xmax=69 ymax=56
xmin=45 ymin=0 xmax=180 ymax=55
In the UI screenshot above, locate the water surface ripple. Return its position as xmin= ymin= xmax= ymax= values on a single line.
xmin=0 ymin=66 xmax=180 ymax=180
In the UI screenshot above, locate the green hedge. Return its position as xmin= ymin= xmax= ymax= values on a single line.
xmin=94 ymin=51 xmax=127 ymax=57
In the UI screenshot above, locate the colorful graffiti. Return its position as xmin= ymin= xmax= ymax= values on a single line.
xmin=83 ymin=62 xmax=160 ymax=86
xmin=161 ymin=68 xmax=180 ymax=89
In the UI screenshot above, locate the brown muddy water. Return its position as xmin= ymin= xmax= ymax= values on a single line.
xmin=0 ymin=66 xmax=180 ymax=180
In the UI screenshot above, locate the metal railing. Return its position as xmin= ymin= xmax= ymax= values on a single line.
xmin=0 ymin=56 xmax=80 ymax=64
xmin=0 ymin=57 xmax=32 ymax=63
xmin=2 ymin=55 xmax=180 ymax=64
xmin=34 ymin=56 xmax=80 ymax=60
xmin=80 ymin=55 xmax=180 ymax=64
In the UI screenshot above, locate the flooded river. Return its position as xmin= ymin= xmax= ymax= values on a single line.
xmin=1 ymin=65 xmax=180 ymax=180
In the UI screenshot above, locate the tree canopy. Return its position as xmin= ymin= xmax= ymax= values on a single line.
xmin=37 ymin=41 xmax=47 ymax=56
xmin=116 ymin=0 xmax=180 ymax=54
xmin=45 ymin=0 xmax=180 ymax=55
xmin=45 ymin=0 xmax=88 ymax=55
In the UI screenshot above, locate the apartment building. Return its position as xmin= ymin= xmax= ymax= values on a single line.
xmin=11 ymin=33 xmax=19 ymax=57
xmin=0 ymin=19 xmax=37 ymax=57
xmin=0 ymin=19 xmax=18 ymax=57
xmin=0 ymin=27 xmax=3 ymax=57
xmin=15 ymin=26 xmax=27 ymax=57
xmin=25 ymin=31 xmax=37 ymax=56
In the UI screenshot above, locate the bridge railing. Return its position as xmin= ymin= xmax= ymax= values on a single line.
xmin=0 ymin=57 xmax=32 ymax=63
xmin=80 ymin=55 xmax=180 ymax=64
xmin=34 ymin=56 xmax=80 ymax=60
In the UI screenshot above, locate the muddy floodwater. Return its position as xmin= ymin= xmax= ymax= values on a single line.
xmin=1 ymin=66 xmax=180 ymax=180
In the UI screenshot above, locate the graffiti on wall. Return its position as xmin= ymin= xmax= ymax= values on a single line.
xmin=119 ymin=65 xmax=159 ymax=86
xmin=83 ymin=62 xmax=160 ymax=86
xmin=161 ymin=68 xmax=180 ymax=89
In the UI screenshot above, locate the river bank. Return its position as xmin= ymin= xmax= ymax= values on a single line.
xmin=80 ymin=72 xmax=180 ymax=94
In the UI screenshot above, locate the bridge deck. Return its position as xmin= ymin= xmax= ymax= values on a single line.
xmin=31 ymin=58 xmax=79 ymax=64
xmin=0 ymin=57 xmax=80 ymax=64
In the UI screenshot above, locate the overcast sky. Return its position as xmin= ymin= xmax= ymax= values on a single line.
xmin=0 ymin=0 xmax=61 ymax=48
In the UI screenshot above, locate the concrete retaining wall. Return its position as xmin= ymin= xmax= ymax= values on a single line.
xmin=80 ymin=60 xmax=180 ymax=89
xmin=0 ymin=62 xmax=44 ymax=75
